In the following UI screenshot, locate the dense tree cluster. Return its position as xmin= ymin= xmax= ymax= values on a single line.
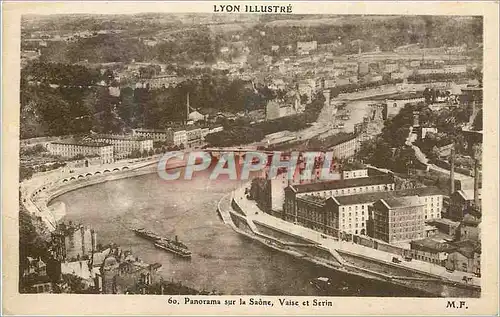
xmin=22 ymin=62 xmax=101 ymax=86
xmin=205 ymin=92 xmax=325 ymax=147
xmin=32 ymin=15 xmax=482 ymax=66
xmin=247 ymin=16 xmax=482 ymax=55
xmin=20 ymin=63 xmax=279 ymax=138
xmin=156 ymin=27 xmax=222 ymax=64
xmin=355 ymin=98 xmax=475 ymax=174
xmin=408 ymin=70 xmax=481 ymax=85
xmin=19 ymin=203 xmax=50 ymax=281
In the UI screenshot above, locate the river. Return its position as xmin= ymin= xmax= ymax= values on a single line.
xmin=50 ymin=171 xmax=431 ymax=297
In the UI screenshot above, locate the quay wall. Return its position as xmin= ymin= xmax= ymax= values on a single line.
xmin=222 ymin=188 xmax=480 ymax=298
xmin=22 ymin=158 xmax=160 ymax=231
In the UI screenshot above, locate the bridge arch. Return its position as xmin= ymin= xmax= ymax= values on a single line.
xmin=113 ymin=168 xmax=120 ymax=172
xmin=70 ymin=177 xmax=76 ymax=180
xmin=77 ymin=175 xmax=84 ymax=179
xmin=94 ymin=171 xmax=101 ymax=175
xmin=62 ymin=179 xmax=68 ymax=182
xmin=85 ymin=173 xmax=92 ymax=177
xmin=122 ymin=166 xmax=129 ymax=170
xmin=103 ymin=169 xmax=111 ymax=173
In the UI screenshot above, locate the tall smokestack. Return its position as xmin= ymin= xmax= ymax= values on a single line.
xmin=449 ymin=145 xmax=455 ymax=194
xmin=473 ymin=158 xmax=479 ymax=208
xmin=472 ymin=144 xmax=481 ymax=210
xmin=186 ymin=92 xmax=190 ymax=121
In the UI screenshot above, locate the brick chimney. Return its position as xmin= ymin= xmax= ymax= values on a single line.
xmin=449 ymin=145 xmax=455 ymax=194
xmin=472 ymin=144 xmax=481 ymax=210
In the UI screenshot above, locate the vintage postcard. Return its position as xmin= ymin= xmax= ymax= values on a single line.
xmin=2 ymin=1 xmax=499 ymax=315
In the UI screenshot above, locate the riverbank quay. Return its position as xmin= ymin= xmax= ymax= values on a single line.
xmin=217 ymin=185 xmax=480 ymax=298
xmin=20 ymin=156 xmax=162 ymax=231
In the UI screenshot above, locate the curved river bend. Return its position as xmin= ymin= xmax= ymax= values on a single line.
xmin=50 ymin=172 xmax=430 ymax=297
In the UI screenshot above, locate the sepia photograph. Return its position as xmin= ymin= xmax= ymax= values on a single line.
xmin=3 ymin=1 xmax=499 ymax=316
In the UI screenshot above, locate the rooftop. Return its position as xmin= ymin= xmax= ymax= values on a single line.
xmin=381 ymin=196 xmax=423 ymax=208
xmin=51 ymin=140 xmax=111 ymax=147
xmin=322 ymin=132 xmax=357 ymax=147
xmin=297 ymin=194 xmax=330 ymax=206
xmin=333 ymin=186 xmax=442 ymax=206
xmin=89 ymin=134 xmax=150 ymax=141
xmin=410 ymin=238 xmax=456 ymax=253
xmin=452 ymin=239 xmax=481 ymax=258
xmin=292 ymin=175 xmax=394 ymax=194
xmin=341 ymin=161 xmax=366 ymax=171
xmin=134 ymin=128 xmax=170 ymax=133
xmin=427 ymin=218 xmax=460 ymax=227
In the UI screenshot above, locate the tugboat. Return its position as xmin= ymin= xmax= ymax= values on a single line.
xmin=154 ymin=235 xmax=192 ymax=258
xmin=132 ymin=228 xmax=162 ymax=241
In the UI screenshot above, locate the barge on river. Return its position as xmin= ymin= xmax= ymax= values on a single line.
xmin=154 ymin=236 xmax=192 ymax=258
xmin=133 ymin=228 xmax=192 ymax=258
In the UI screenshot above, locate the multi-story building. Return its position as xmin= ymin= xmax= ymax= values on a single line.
xmin=52 ymin=223 xmax=97 ymax=261
xmin=328 ymin=133 xmax=360 ymax=159
xmin=322 ymin=186 xmax=442 ymax=236
xmin=136 ymin=75 xmax=185 ymax=89
xmin=416 ymin=68 xmax=446 ymax=75
xmin=171 ymin=129 xmax=188 ymax=147
xmin=100 ymin=248 xmax=162 ymax=294
xmin=185 ymin=127 xmax=203 ymax=148
xmin=132 ymin=128 xmax=188 ymax=147
xmin=443 ymin=65 xmax=467 ymax=74
xmin=297 ymin=79 xmax=316 ymax=101
xmin=287 ymin=174 xmax=395 ymax=199
xmin=427 ymin=218 xmax=460 ymax=237
xmin=283 ymin=175 xmax=396 ymax=226
xmin=370 ymin=196 xmax=425 ymax=244
xmin=448 ymin=189 xmax=481 ymax=221
xmin=342 ymin=168 xmax=368 ymax=180
xmin=291 ymin=195 xmax=339 ymax=236
xmin=391 ymin=72 xmax=406 ymax=80
xmin=445 ymin=240 xmax=481 ymax=274
xmin=460 ymin=87 xmax=483 ymax=115
xmin=132 ymin=129 xmax=171 ymax=142
xmin=265 ymin=100 xmax=281 ymax=120
xmin=296 ymin=41 xmax=317 ymax=55
xmin=409 ymin=238 xmax=456 ymax=266
xmin=282 ymin=184 xmax=441 ymax=238
xmin=384 ymin=63 xmax=399 ymax=73
xmin=48 ymin=141 xmax=114 ymax=164
xmin=90 ymin=135 xmax=153 ymax=159
xmin=458 ymin=213 xmax=481 ymax=241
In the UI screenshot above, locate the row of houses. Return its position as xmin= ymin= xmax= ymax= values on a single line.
xmin=45 ymin=125 xmax=225 ymax=163
xmin=132 ymin=126 xmax=223 ymax=148
xmin=47 ymin=135 xmax=154 ymax=163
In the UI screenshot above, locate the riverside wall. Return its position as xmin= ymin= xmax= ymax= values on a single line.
xmin=219 ymin=186 xmax=481 ymax=298
xmin=21 ymin=157 xmax=160 ymax=231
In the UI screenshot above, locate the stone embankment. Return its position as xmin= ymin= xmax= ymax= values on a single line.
xmin=20 ymin=157 xmax=161 ymax=231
